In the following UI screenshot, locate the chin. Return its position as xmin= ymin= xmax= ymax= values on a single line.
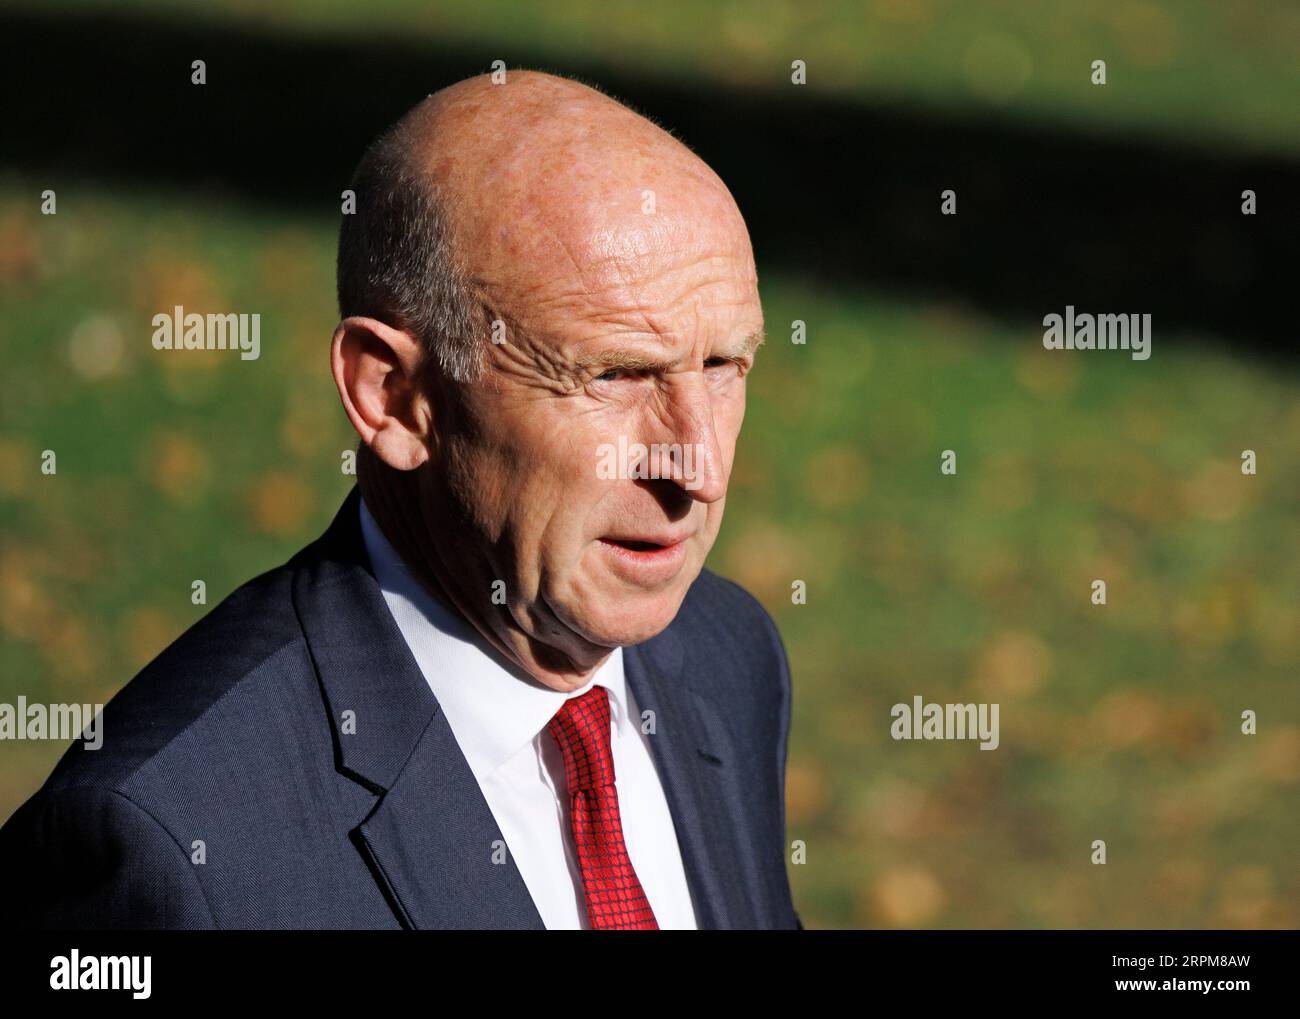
xmin=570 ymin=575 xmax=696 ymax=648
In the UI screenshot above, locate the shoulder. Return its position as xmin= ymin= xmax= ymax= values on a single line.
xmin=38 ymin=553 xmax=312 ymax=801
xmin=680 ymin=567 xmax=788 ymax=660
xmin=0 ymin=550 xmax=318 ymax=928
xmin=674 ymin=567 xmax=792 ymax=705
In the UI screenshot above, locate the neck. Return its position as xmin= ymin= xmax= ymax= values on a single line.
xmin=357 ymin=447 xmax=611 ymax=692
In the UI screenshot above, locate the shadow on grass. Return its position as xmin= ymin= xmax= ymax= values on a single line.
xmin=3 ymin=6 xmax=1294 ymax=351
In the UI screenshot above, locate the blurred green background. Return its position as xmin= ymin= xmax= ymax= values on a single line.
xmin=1 ymin=0 xmax=1297 ymax=929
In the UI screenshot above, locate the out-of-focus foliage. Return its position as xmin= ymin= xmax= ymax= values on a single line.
xmin=50 ymin=0 xmax=1300 ymax=156
xmin=2 ymin=187 xmax=1295 ymax=927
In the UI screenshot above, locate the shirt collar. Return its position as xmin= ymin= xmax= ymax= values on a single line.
xmin=358 ymin=494 xmax=629 ymax=781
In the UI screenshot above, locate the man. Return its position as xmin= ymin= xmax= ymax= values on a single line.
xmin=0 ymin=71 xmax=801 ymax=929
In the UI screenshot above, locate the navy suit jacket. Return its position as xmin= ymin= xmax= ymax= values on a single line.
xmin=0 ymin=489 xmax=801 ymax=929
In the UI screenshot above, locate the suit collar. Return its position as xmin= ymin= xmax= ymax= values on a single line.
xmin=624 ymin=628 xmax=751 ymax=929
xmin=290 ymin=486 xmax=437 ymax=792
xmin=289 ymin=488 xmax=541 ymax=927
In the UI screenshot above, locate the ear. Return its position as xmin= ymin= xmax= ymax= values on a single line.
xmin=330 ymin=316 xmax=435 ymax=471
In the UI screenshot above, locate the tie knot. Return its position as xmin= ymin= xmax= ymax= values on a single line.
xmin=546 ymin=685 xmax=616 ymax=792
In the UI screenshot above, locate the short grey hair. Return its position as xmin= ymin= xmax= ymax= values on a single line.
xmin=336 ymin=120 xmax=488 ymax=384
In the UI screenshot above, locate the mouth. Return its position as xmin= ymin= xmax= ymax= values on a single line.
xmin=599 ymin=529 xmax=693 ymax=552
xmin=596 ymin=533 xmax=692 ymax=582
xmin=603 ymin=538 xmax=673 ymax=552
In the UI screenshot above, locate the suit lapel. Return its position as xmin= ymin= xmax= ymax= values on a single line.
xmin=292 ymin=489 xmax=543 ymax=929
xmin=354 ymin=711 xmax=545 ymax=929
xmin=624 ymin=631 xmax=752 ymax=930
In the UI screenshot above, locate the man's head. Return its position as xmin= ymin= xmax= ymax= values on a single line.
xmin=332 ymin=71 xmax=764 ymax=690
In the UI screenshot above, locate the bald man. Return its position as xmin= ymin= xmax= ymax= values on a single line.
xmin=0 ymin=72 xmax=801 ymax=930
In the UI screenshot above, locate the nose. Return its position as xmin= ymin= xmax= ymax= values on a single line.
xmin=650 ymin=373 xmax=728 ymax=504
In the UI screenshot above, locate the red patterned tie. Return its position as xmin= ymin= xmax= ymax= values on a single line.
xmin=546 ymin=685 xmax=659 ymax=930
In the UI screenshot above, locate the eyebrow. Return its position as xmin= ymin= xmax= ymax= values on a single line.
xmin=572 ymin=329 xmax=766 ymax=374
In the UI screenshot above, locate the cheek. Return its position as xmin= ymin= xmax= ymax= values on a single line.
xmin=699 ymin=500 xmax=728 ymax=546
xmin=713 ymin=386 xmax=746 ymax=471
xmin=441 ymin=434 xmax=506 ymax=534
xmin=443 ymin=427 xmax=565 ymax=547
xmin=512 ymin=424 xmax=613 ymax=558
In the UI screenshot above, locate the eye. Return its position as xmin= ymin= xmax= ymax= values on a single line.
xmin=592 ymin=366 xmax=650 ymax=384
xmin=705 ymin=356 xmax=745 ymax=375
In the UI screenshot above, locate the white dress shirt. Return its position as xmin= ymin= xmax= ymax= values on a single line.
xmin=358 ymin=497 xmax=699 ymax=929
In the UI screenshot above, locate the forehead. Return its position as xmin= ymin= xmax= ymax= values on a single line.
xmin=474 ymin=195 xmax=761 ymax=358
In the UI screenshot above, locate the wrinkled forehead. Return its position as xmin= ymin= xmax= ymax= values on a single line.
xmin=468 ymin=173 xmax=757 ymax=341
xmin=496 ymin=216 xmax=758 ymax=370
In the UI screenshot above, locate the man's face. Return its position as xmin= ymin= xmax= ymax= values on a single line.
xmin=432 ymin=194 xmax=763 ymax=650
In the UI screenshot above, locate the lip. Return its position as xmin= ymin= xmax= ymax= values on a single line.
xmin=596 ymin=534 xmax=691 ymax=585
xmin=601 ymin=531 xmax=694 ymax=549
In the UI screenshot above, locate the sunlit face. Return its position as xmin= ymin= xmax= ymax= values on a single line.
xmin=430 ymin=192 xmax=763 ymax=652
